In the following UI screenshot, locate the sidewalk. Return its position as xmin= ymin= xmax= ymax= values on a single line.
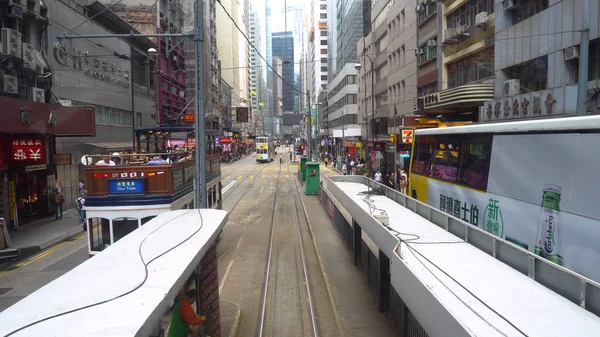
xmin=296 ymin=180 xmax=396 ymax=337
xmin=6 ymin=209 xmax=83 ymax=258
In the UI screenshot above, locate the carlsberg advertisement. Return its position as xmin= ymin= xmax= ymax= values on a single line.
xmin=427 ymin=133 xmax=600 ymax=283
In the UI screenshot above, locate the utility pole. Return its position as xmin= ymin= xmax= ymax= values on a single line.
xmin=341 ymin=109 xmax=345 ymax=158
xmin=576 ymin=0 xmax=590 ymax=116
xmin=306 ymin=90 xmax=312 ymax=161
xmin=314 ymin=102 xmax=318 ymax=161
xmin=393 ymin=104 xmax=398 ymax=190
xmin=194 ymin=0 xmax=206 ymax=208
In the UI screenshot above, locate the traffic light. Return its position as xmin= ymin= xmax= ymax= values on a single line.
xmin=299 ymin=145 xmax=305 ymax=152
xmin=390 ymin=134 xmax=395 ymax=143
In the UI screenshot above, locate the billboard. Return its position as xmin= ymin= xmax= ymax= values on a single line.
xmin=236 ymin=107 xmax=249 ymax=122
xmin=426 ymin=133 xmax=600 ymax=282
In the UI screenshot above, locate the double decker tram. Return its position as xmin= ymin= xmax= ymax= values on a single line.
xmin=82 ymin=126 xmax=222 ymax=256
xmin=256 ymin=136 xmax=275 ymax=163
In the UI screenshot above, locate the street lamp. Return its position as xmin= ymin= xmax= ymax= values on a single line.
xmin=355 ymin=55 xmax=375 ymax=177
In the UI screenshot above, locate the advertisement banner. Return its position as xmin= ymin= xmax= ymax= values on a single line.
xmin=235 ymin=107 xmax=249 ymax=122
xmin=426 ymin=132 xmax=600 ymax=282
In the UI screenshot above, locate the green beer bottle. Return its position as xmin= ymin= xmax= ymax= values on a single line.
xmin=534 ymin=184 xmax=563 ymax=265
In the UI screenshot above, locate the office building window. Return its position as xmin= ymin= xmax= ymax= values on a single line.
xmin=417 ymin=3 xmax=436 ymax=25
xmin=511 ymin=0 xmax=548 ymax=25
xmin=589 ymin=39 xmax=600 ymax=81
xmin=447 ymin=48 xmax=494 ymax=88
xmin=503 ymin=56 xmax=548 ymax=93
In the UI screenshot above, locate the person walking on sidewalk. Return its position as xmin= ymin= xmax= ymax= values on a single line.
xmin=76 ymin=192 xmax=87 ymax=230
xmin=54 ymin=188 xmax=65 ymax=220
xmin=279 ymin=152 xmax=283 ymax=164
xmin=168 ymin=288 xmax=206 ymax=337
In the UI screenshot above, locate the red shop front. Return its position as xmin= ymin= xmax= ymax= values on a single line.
xmin=0 ymin=97 xmax=96 ymax=227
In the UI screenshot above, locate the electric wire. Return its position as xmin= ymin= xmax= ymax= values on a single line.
xmin=3 ymin=209 xmax=205 ymax=337
xmin=356 ymin=182 xmax=530 ymax=337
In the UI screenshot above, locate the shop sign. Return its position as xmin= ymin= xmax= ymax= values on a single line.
xmin=186 ymin=138 xmax=196 ymax=147
xmin=54 ymin=154 xmax=71 ymax=165
xmin=167 ymin=139 xmax=186 ymax=148
xmin=399 ymin=150 xmax=411 ymax=158
xmin=402 ymin=130 xmax=414 ymax=144
xmin=356 ymin=142 xmax=362 ymax=148
xmin=25 ymin=164 xmax=47 ymax=172
xmin=183 ymin=113 xmax=195 ymax=123
xmin=52 ymin=42 xmax=130 ymax=88
xmin=220 ymin=137 xmax=233 ymax=143
xmin=0 ymin=137 xmax=6 ymax=169
xmin=109 ymin=179 xmax=145 ymax=194
xmin=10 ymin=137 xmax=46 ymax=164
xmin=232 ymin=132 xmax=241 ymax=142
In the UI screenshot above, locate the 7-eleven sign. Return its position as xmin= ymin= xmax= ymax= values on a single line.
xmin=401 ymin=130 xmax=414 ymax=144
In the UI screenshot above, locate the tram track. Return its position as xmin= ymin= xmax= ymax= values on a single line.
xmin=257 ymin=155 xmax=319 ymax=337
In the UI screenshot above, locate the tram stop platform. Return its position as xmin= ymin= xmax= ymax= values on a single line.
xmin=294 ymin=174 xmax=396 ymax=337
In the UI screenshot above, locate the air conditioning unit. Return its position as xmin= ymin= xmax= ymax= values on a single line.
xmin=415 ymin=5 xmax=424 ymax=13
xmin=34 ymin=50 xmax=49 ymax=73
xmin=21 ymin=43 xmax=35 ymax=70
xmin=503 ymin=0 xmax=518 ymax=10
xmin=414 ymin=48 xmax=424 ymax=56
xmin=8 ymin=5 xmax=23 ymax=18
xmin=443 ymin=28 xmax=458 ymax=44
xmin=29 ymin=87 xmax=44 ymax=102
xmin=475 ymin=12 xmax=488 ymax=28
xmin=3 ymin=75 xmax=18 ymax=94
xmin=1 ymin=28 xmax=22 ymax=58
xmin=504 ymin=79 xmax=520 ymax=96
xmin=427 ymin=39 xmax=436 ymax=47
xmin=564 ymin=46 xmax=579 ymax=61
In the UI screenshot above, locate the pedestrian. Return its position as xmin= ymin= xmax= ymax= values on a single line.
xmin=78 ymin=179 xmax=86 ymax=193
xmin=400 ymin=173 xmax=408 ymax=194
xmin=54 ymin=188 xmax=65 ymax=220
xmin=279 ymin=152 xmax=283 ymax=164
xmin=75 ymin=191 xmax=86 ymax=230
xmin=342 ymin=161 xmax=347 ymax=175
xmin=168 ymin=288 xmax=206 ymax=337
xmin=374 ymin=170 xmax=382 ymax=183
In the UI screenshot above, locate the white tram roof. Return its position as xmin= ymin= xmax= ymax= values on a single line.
xmin=416 ymin=115 xmax=600 ymax=136
xmin=333 ymin=181 xmax=600 ymax=337
xmin=0 ymin=209 xmax=228 ymax=337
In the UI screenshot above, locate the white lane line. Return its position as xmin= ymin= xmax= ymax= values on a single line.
xmin=219 ymin=260 xmax=235 ymax=295
xmin=222 ymin=181 xmax=236 ymax=194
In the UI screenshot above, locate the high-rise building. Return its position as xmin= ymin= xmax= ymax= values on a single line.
xmin=357 ymin=0 xmax=418 ymax=163
xmin=238 ymin=0 xmax=252 ymax=138
xmin=265 ymin=0 xmax=274 ymax=118
xmin=250 ymin=10 xmax=268 ymax=135
xmin=323 ymin=0 xmax=371 ymax=157
xmin=109 ymin=0 xmax=187 ymax=126
xmin=305 ymin=0 xmax=328 ymax=110
xmin=272 ymin=31 xmax=295 ymax=112
xmin=272 ymin=56 xmax=284 ymax=136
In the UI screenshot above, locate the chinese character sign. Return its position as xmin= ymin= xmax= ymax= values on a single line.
xmin=10 ymin=137 xmax=46 ymax=164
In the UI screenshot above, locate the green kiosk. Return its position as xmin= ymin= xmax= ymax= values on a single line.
xmin=305 ymin=162 xmax=320 ymax=195
xmin=300 ymin=156 xmax=308 ymax=181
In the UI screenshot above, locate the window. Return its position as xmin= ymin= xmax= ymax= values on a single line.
xmin=446 ymin=0 xmax=494 ymax=30
xmin=588 ymin=40 xmax=600 ymax=81
xmin=411 ymin=134 xmax=492 ymax=190
xmin=320 ymin=40 xmax=327 ymax=45
xmin=512 ymin=0 xmax=548 ymax=25
xmin=321 ymin=57 xmax=328 ymax=64
xmin=447 ymin=48 xmax=494 ymax=88
xmin=457 ymin=134 xmax=492 ymax=190
xmin=320 ymin=30 xmax=327 ymax=36
xmin=321 ymin=49 xmax=327 ymax=55
xmin=418 ymin=43 xmax=437 ymax=65
xmin=137 ymin=112 xmax=142 ymax=127
xmin=321 ymin=75 xmax=328 ymax=81
xmin=417 ymin=3 xmax=437 ymax=26
xmin=320 ymin=13 xmax=327 ymax=19
xmin=503 ymin=56 xmax=548 ymax=93
xmin=113 ymin=218 xmax=139 ymax=242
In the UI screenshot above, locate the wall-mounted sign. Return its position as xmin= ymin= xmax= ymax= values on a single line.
xmin=183 ymin=113 xmax=195 ymax=123
xmin=54 ymin=154 xmax=71 ymax=165
xmin=220 ymin=137 xmax=233 ymax=144
xmin=402 ymin=130 xmax=414 ymax=144
xmin=25 ymin=164 xmax=47 ymax=172
xmin=236 ymin=107 xmax=249 ymax=122
xmin=10 ymin=137 xmax=46 ymax=164
xmin=108 ymin=179 xmax=145 ymax=194
xmin=53 ymin=42 xmax=130 ymax=88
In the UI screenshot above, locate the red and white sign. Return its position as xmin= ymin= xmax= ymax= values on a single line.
xmin=167 ymin=139 xmax=186 ymax=148
xmin=402 ymin=130 xmax=414 ymax=144
xmin=10 ymin=137 xmax=46 ymax=164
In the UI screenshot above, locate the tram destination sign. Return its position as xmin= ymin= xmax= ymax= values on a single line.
xmin=109 ymin=179 xmax=146 ymax=195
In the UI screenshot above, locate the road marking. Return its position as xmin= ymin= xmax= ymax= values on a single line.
xmin=285 ymin=174 xmax=289 ymax=179
xmin=237 ymin=175 xmax=243 ymax=180
xmin=222 ymin=166 xmax=227 ymax=170
xmin=219 ymin=260 xmax=234 ymax=295
xmin=225 ymin=176 xmax=231 ymax=180
xmin=222 ymin=181 xmax=236 ymax=194
xmin=262 ymin=175 xmax=266 ymax=179
xmin=236 ymin=237 xmax=243 ymax=249
xmin=249 ymin=175 xmax=254 ymax=179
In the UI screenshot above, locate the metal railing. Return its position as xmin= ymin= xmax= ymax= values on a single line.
xmin=325 ymin=175 xmax=600 ymax=317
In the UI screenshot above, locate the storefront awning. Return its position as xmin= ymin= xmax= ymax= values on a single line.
xmin=413 ymin=83 xmax=494 ymax=115
xmin=1 ymin=97 xmax=95 ymax=136
xmin=84 ymin=142 xmax=135 ymax=152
